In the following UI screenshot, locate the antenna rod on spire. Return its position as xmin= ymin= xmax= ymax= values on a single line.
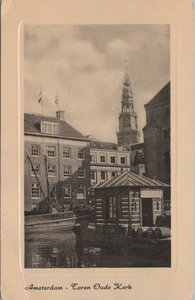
xmin=124 ymin=59 xmax=128 ymax=72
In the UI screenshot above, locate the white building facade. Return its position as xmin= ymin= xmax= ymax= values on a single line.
xmin=89 ymin=140 xmax=131 ymax=186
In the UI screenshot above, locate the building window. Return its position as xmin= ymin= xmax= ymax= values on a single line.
xmin=41 ymin=121 xmax=58 ymax=135
xmin=101 ymin=171 xmax=106 ymax=180
xmin=78 ymin=149 xmax=85 ymax=159
xmin=47 ymin=165 xmax=56 ymax=176
xmin=111 ymin=171 xmax=116 ymax=178
xmin=110 ymin=156 xmax=116 ymax=164
xmin=157 ymin=201 xmax=159 ymax=210
xmin=47 ymin=146 xmax=56 ymax=157
xmin=91 ymin=170 xmax=95 ymax=180
xmin=63 ymin=166 xmax=71 ymax=177
xmin=63 ymin=184 xmax=71 ymax=198
xmin=108 ymin=197 xmax=117 ymax=218
xmin=31 ymin=145 xmax=40 ymax=156
xmin=78 ymin=167 xmax=85 ymax=178
xmin=120 ymin=157 xmax=126 ymax=164
xmin=63 ymin=147 xmax=70 ymax=158
xmin=131 ymin=201 xmax=137 ymax=211
xmin=100 ymin=155 xmax=106 ymax=163
xmin=31 ymin=164 xmax=40 ymax=175
xmin=77 ymin=184 xmax=86 ymax=199
xmin=31 ymin=183 xmax=40 ymax=199
xmin=90 ymin=154 xmax=96 ymax=163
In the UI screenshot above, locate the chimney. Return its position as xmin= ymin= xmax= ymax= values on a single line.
xmin=56 ymin=110 xmax=65 ymax=121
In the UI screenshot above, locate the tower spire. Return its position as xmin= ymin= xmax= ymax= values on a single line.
xmin=124 ymin=59 xmax=128 ymax=72
xmin=124 ymin=59 xmax=130 ymax=85
xmin=116 ymin=63 xmax=140 ymax=147
xmin=122 ymin=61 xmax=133 ymax=101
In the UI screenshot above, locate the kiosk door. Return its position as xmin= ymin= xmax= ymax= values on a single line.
xmin=141 ymin=198 xmax=153 ymax=226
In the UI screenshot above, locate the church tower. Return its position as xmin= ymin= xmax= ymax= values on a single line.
xmin=117 ymin=69 xmax=140 ymax=147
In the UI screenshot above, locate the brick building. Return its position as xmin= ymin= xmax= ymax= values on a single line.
xmin=143 ymin=82 xmax=170 ymax=184
xmin=143 ymin=82 xmax=170 ymax=210
xmin=24 ymin=111 xmax=90 ymax=212
xmin=130 ymin=142 xmax=145 ymax=176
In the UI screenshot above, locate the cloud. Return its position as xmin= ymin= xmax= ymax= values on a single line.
xmin=24 ymin=25 xmax=170 ymax=142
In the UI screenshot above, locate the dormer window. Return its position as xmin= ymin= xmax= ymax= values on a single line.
xmin=41 ymin=121 xmax=58 ymax=135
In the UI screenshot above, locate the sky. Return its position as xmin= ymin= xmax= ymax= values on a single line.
xmin=24 ymin=24 xmax=170 ymax=142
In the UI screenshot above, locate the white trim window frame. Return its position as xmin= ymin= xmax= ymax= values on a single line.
xmin=31 ymin=183 xmax=40 ymax=199
xmin=47 ymin=145 xmax=56 ymax=157
xmin=31 ymin=164 xmax=40 ymax=176
xmin=47 ymin=164 xmax=56 ymax=177
xmin=62 ymin=147 xmax=71 ymax=159
xmin=101 ymin=170 xmax=106 ymax=180
xmin=63 ymin=165 xmax=71 ymax=177
xmin=90 ymin=154 xmax=96 ymax=163
xmin=78 ymin=149 xmax=85 ymax=159
xmin=41 ymin=121 xmax=58 ymax=135
xmin=110 ymin=155 xmax=116 ymax=164
xmin=77 ymin=184 xmax=86 ymax=199
xmin=78 ymin=166 xmax=85 ymax=178
xmin=120 ymin=156 xmax=126 ymax=164
xmin=90 ymin=170 xmax=95 ymax=180
xmin=31 ymin=144 xmax=40 ymax=157
xmin=100 ymin=155 xmax=106 ymax=163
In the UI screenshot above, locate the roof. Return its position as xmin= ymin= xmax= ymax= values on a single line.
xmin=90 ymin=140 xmax=118 ymax=150
xmin=145 ymin=82 xmax=170 ymax=109
xmin=131 ymin=143 xmax=144 ymax=151
xmin=24 ymin=113 xmax=87 ymax=140
xmin=95 ymin=170 xmax=169 ymax=189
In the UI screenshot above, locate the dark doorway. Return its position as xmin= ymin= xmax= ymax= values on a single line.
xmin=141 ymin=198 xmax=153 ymax=226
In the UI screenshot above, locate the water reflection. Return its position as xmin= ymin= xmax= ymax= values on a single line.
xmin=25 ymin=228 xmax=171 ymax=268
xmin=25 ymin=231 xmax=80 ymax=268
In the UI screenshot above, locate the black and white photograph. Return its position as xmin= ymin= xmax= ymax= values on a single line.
xmin=24 ymin=24 xmax=171 ymax=268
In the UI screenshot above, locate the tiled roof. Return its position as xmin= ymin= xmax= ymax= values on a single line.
xmin=95 ymin=170 xmax=169 ymax=188
xmin=145 ymin=82 xmax=170 ymax=108
xmin=24 ymin=113 xmax=87 ymax=140
xmin=90 ymin=140 xmax=118 ymax=150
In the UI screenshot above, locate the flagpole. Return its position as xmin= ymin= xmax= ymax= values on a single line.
xmin=38 ymin=86 xmax=48 ymax=204
xmin=36 ymin=86 xmax=44 ymax=204
xmin=39 ymin=86 xmax=44 ymax=155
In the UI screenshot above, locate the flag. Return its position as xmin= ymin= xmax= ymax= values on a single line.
xmin=38 ymin=88 xmax=42 ymax=103
xmin=55 ymin=92 xmax=59 ymax=105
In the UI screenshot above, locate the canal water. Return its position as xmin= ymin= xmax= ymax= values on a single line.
xmin=25 ymin=228 xmax=171 ymax=268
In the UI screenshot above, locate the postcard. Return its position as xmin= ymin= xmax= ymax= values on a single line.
xmin=1 ymin=0 xmax=194 ymax=299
